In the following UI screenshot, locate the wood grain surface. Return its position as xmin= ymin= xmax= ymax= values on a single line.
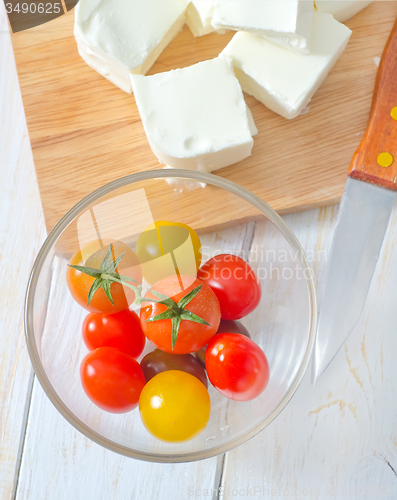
xmin=349 ymin=17 xmax=397 ymax=189
xmin=10 ymin=2 xmax=397 ymax=234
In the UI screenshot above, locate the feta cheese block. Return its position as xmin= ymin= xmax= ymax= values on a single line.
xmin=315 ymin=0 xmax=372 ymax=22
xmin=222 ymin=11 xmax=352 ymax=119
xmin=186 ymin=0 xmax=216 ymax=37
xmin=131 ymin=56 xmax=256 ymax=172
xmin=212 ymin=0 xmax=314 ymax=54
xmin=74 ymin=0 xmax=187 ymax=94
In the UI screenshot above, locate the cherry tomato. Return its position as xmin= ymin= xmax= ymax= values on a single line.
xmin=197 ymin=254 xmax=261 ymax=320
xmin=80 ymin=347 xmax=146 ymax=413
xmin=135 ymin=221 xmax=202 ymax=285
xmin=140 ymin=275 xmax=220 ymax=354
xmin=139 ymin=370 xmax=210 ymax=442
xmin=67 ymin=240 xmax=142 ymax=314
xmin=217 ymin=319 xmax=251 ymax=338
xmin=195 ymin=319 xmax=251 ymax=366
xmin=82 ymin=309 xmax=145 ymax=359
xmin=205 ymin=333 xmax=269 ymax=401
xmin=141 ymin=349 xmax=207 ymax=388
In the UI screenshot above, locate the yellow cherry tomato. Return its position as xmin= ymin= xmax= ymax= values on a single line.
xmin=135 ymin=221 xmax=202 ymax=285
xmin=139 ymin=370 xmax=210 ymax=442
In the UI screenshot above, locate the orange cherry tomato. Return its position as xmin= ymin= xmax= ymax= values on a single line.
xmin=66 ymin=240 xmax=142 ymax=314
xmin=140 ymin=275 xmax=220 ymax=354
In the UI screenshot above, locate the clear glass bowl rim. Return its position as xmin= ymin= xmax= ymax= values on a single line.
xmin=24 ymin=168 xmax=317 ymax=463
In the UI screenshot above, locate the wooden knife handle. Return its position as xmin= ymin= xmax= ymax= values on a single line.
xmin=349 ymin=18 xmax=397 ymax=191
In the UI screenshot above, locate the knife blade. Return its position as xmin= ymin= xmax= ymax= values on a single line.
xmin=312 ymin=18 xmax=397 ymax=385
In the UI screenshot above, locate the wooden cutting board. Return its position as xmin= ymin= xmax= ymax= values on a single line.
xmin=10 ymin=2 xmax=397 ymax=236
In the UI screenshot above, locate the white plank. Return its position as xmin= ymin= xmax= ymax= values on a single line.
xmin=220 ymin=204 xmax=397 ymax=499
xmin=16 ymin=382 xmax=220 ymax=500
xmin=0 ymin=3 xmax=47 ymax=498
xmin=15 ymin=223 xmax=259 ymax=499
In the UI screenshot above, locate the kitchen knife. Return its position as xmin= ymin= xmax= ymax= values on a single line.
xmin=312 ymin=18 xmax=397 ymax=385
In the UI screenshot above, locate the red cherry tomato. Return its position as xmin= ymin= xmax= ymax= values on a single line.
xmin=80 ymin=347 xmax=146 ymax=413
xmin=195 ymin=319 xmax=251 ymax=367
xmin=197 ymin=254 xmax=261 ymax=320
xmin=205 ymin=333 xmax=269 ymax=401
xmin=82 ymin=309 xmax=145 ymax=359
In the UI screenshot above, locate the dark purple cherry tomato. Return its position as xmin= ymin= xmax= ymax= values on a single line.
xmin=140 ymin=349 xmax=208 ymax=388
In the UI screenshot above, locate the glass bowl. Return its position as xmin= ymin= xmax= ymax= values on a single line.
xmin=25 ymin=169 xmax=317 ymax=463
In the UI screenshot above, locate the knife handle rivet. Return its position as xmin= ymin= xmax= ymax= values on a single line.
xmin=391 ymin=107 xmax=397 ymax=121
xmin=377 ymin=152 xmax=394 ymax=168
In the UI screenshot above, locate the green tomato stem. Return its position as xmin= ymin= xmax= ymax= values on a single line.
xmin=101 ymin=273 xmax=179 ymax=310
xmin=101 ymin=273 xmax=145 ymax=304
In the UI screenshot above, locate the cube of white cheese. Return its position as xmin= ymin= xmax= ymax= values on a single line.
xmin=186 ymin=0 xmax=216 ymax=37
xmin=74 ymin=0 xmax=187 ymax=94
xmin=222 ymin=11 xmax=352 ymax=119
xmin=212 ymin=0 xmax=314 ymax=54
xmin=131 ymin=56 xmax=256 ymax=172
xmin=315 ymin=0 xmax=372 ymax=22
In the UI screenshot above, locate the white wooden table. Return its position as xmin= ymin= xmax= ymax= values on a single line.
xmin=1 ymin=4 xmax=397 ymax=499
